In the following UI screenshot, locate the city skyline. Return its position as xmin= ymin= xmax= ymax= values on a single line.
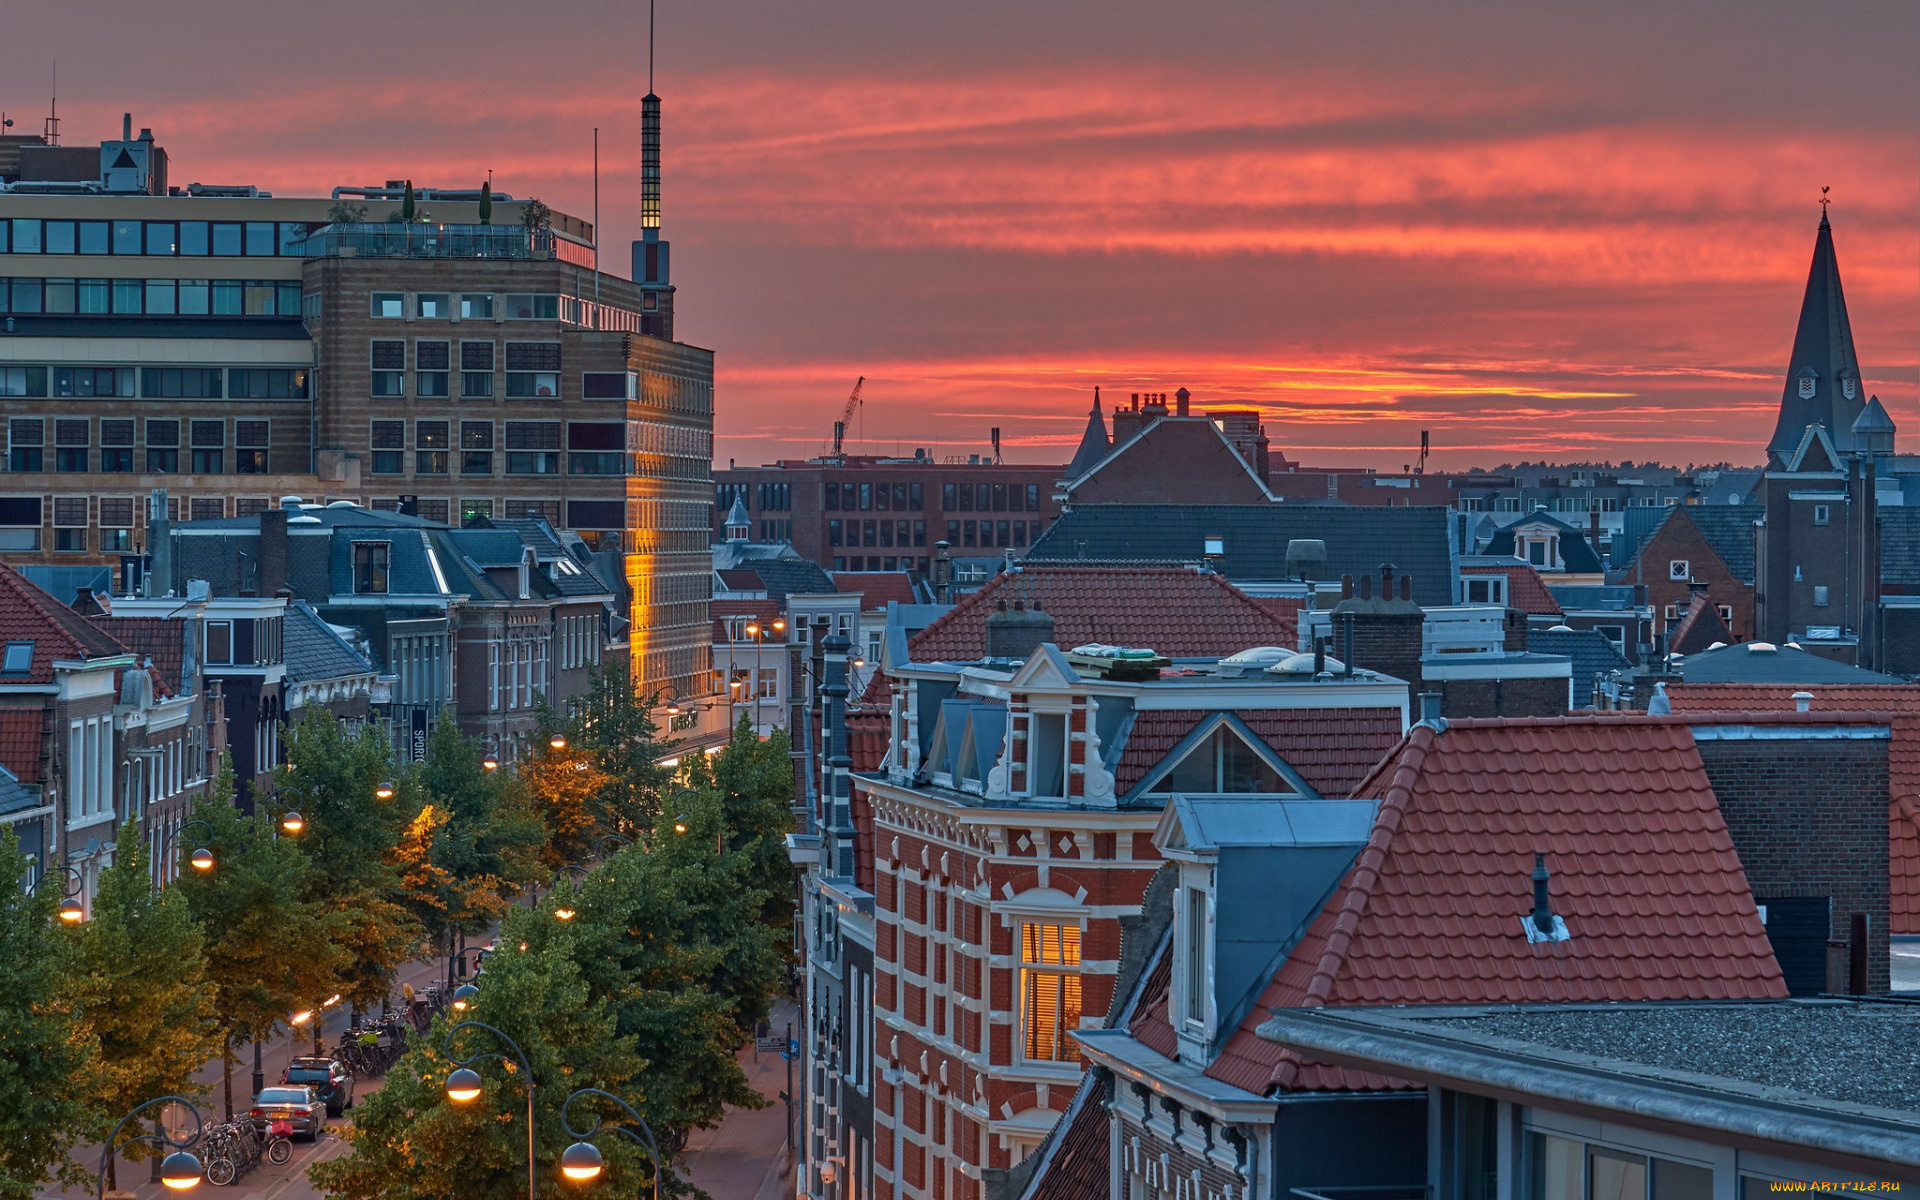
xmin=3 ymin=0 xmax=1914 ymax=469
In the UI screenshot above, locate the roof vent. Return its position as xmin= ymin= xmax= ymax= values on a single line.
xmin=1792 ymin=691 xmax=1814 ymax=713
xmin=1217 ymin=646 xmax=1290 ymax=677
xmin=1523 ymin=852 xmax=1571 ymax=944
xmin=1266 ymin=650 xmax=1345 ymax=676
xmin=1284 ymin=539 xmax=1328 ymax=581
xmin=1746 ymin=641 xmax=1779 ymax=654
xmin=279 ymin=495 xmax=305 ymax=510
xmin=1548 ymin=624 xmax=1574 ymax=633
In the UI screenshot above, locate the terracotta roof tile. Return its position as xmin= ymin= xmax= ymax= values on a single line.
xmin=1020 ymin=1078 xmax=1111 ymax=1200
xmin=908 ymin=566 xmax=1299 ymax=662
xmin=1204 ymin=715 xmax=1789 ymax=1096
xmin=831 ymin=572 xmax=920 ymax=610
xmin=1126 ymin=935 xmax=1180 ymax=1059
xmin=0 ymin=563 xmax=128 ymax=683
xmin=0 ymin=709 xmax=48 ymax=785
xmin=1667 ymin=682 xmax=1920 ymax=933
xmin=1114 ymin=709 xmax=1404 ymax=799
xmin=1462 ymin=563 xmax=1562 ymax=616
xmin=87 ymin=616 xmax=186 ymax=692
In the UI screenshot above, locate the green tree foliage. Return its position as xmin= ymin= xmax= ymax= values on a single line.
xmin=278 ymin=711 xmax=424 ymax=1014
xmin=308 ymin=914 xmax=650 ymax=1200
xmin=71 ymin=821 xmax=221 ymax=1191
xmin=569 ymin=660 xmax=675 ymax=835
xmin=399 ymin=180 xmax=416 ymax=222
xmin=325 ymin=200 xmax=368 ymax=225
xmin=520 ymin=196 xmax=551 ymax=231
xmin=477 ymin=182 xmax=493 ymax=224
xmin=0 ymin=827 xmax=93 ymax=1199
xmin=702 ymin=715 xmax=797 ymax=934
xmin=522 ymin=734 xmax=613 ymax=871
xmin=173 ymin=760 xmax=344 ymax=1117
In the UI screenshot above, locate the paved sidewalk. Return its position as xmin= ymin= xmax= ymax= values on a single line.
xmin=681 ymin=998 xmax=800 ymax=1200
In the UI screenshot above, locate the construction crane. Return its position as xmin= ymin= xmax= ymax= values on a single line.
xmin=831 ymin=376 xmax=865 ymax=458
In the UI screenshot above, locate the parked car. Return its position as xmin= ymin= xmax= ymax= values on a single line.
xmin=282 ymin=1057 xmax=356 ymax=1116
xmin=250 ymin=1086 xmax=327 ymax=1140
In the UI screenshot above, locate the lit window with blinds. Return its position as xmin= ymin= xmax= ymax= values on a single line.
xmin=1020 ymin=922 xmax=1083 ymax=1062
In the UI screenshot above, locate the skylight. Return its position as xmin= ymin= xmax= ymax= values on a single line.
xmin=1 ymin=641 xmax=32 ymax=674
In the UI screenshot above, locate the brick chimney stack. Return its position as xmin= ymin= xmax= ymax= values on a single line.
xmin=1328 ymin=563 xmax=1426 ymax=704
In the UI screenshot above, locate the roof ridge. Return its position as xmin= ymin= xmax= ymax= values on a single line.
xmin=1300 ymin=724 xmax=1435 ymax=1007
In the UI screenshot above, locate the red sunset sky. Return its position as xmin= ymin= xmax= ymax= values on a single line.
xmin=7 ymin=0 xmax=1914 ymax=470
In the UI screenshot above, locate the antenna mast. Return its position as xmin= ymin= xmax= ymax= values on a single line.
xmin=44 ymin=61 xmax=59 ymax=146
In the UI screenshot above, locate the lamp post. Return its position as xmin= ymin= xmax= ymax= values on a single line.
xmin=179 ymin=819 xmax=216 ymax=874
xmin=551 ymin=863 xmax=590 ymax=922
xmin=560 ymin=1087 xmax=662 ymax=1200
xmin=450 ymin=943 xmax=488 ymax=991
xmin=98 ymin=1095 xmax=206 ymax=1198
xmin=596 ymin=833 xmax=632 ymax=859
xmin=443 ymin=1020 xmax=536 ymax=1200
xmin=37 ymin=863 xmax=86 ymax=923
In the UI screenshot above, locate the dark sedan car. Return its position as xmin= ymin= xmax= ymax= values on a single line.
xmin=283 ymin=1056 xmax=355 ymax=1116
xmin=250 ymin=1086 xmax=327 ymax=1140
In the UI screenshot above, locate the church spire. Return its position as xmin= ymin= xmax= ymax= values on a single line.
xmin=1767 ymin=204 xmax=1866 ymax=462
xmin=1065 ymin=386 xmax=1111 ymax=479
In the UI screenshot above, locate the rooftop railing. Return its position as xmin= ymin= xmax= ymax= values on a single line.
xmin=292 ymin=223 xmax=562 ymax=261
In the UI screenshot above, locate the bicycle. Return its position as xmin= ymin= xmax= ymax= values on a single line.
xmin=265 ymin=1118 xmax=295 ymax=1166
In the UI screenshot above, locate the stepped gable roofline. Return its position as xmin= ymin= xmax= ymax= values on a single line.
xmin=1768 ymin=209 xmax=1868 ymax=461
xmin=1194 ymin=713 xmax=1791 ymax=1097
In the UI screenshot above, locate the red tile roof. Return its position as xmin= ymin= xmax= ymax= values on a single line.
xmin=1197 ymin=716 xmax=1788 ymax=1095
xmin=909 ymin=566 xmax=1300 ymax=662
xmin=1462 ymin=563 xmax=1562 ymax=616
xmin=1019 ymin=1079 xmax=1111 ymax=1200
xmin=88 ymin=616 xmax=186 ymax=694
xmin=0 ymin=708 xmax=48 ymax=785
xmin=0 ymin=563 xmax=128 ymax=683
xmin=1667 ymin=683 xmax=1920 ymax=933
xmin=831 ymin=572 xmax=919 ymax=611
xmin=1113 ymin=709 xmax=1404 ymax=799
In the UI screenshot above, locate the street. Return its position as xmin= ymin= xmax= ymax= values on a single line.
xmin=680 ymin=998 xmax=800 ymax=1200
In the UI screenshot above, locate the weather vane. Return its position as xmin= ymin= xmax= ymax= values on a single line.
xmin=1820 ymin=185 xmax=1831 ymax=214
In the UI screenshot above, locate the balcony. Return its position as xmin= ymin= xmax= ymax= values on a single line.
xmin=292 ymin=223 xmax=565 ymax=261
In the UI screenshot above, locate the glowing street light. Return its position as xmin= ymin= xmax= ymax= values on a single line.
xmin=58 ymin=895 xmax=84 ymax=922
xmin=549 ymin=733 xmax=569 ymax=751
xmin=452 ymin=983 xmax=478 ymax=1012
xmin=444 ymin=1067 xmax=484 ymax=1103
xmin=375 ymin=780 xmax=396 ymax=800
xmin=159 ymin=1151 xmax=204 ymax=1190
xmin=280 ymin=810 xmax=304 ymax=835
xmin=560 ymin=1141 xmax=604 ymax=1181
xmin=190 ymin=847 xmax=214 ymax=872
xmin=483 ymin=754 xmax=500 ymax=772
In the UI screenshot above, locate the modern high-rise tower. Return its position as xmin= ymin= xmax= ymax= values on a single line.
xmin=632 ymin=90 xmax=675 ymax=340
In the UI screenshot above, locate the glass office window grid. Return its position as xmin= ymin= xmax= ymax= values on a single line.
xmin=416 ymin=341 xmax=450 ymax=397
xmin=3 ymin=219 xmax=310 ymax=257
xmin=0 ymin=276 xmax=302 ymax=316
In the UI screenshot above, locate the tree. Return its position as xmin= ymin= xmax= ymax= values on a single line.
xmin=705 ymin=715 xmax=797 ymax=934
xmin=521 ymin=196 xmax=552 ymax=231
xmin=477 ymin=182 xmax=493 ymax=225
xmin=325 ymin=200 xmax=368 ymax=225
xmin=71 ymin=821 xmax=221 ymax=1191
xmin=278 ymin=711 xmax=424 ymax=1016
xmin=174 ymin=760 xmax=344 ymax=1117
xmin=308 ymin=908 xmax=652 ymax=1200
xmin=521 ymin=733 xmax=612 ymax=870
xmin=0 ymin=826 xmax=94 ymax=1199
xmin=399 ymin=180 xmax=416 ymax=222
xmin=570 ymin=661 xmax=675 ymax=835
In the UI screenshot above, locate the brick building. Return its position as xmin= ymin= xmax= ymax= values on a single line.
xmin=1616 ymin=504 xmax=1757 ymax=640
xmin=0 ymin=112 xmax=716 ymax=720
xmin=714 ymin=454 xmax=1065 ymax=578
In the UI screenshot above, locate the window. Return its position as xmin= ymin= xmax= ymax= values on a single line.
xmin=1663 ymin=604 xmax=1679 ymax=622
xmin=352 ymin=543 xmax=390 ymax=594
xmin=1028 ymin=712 xmax=1067 ymax=796
xmin=9 ymin=419 xmax=44 ymax=472
xmin=416 ymin=341 xmax=450 ymax=397
xmin=370 ymin=420 xmax=406 ymax=475
xmin=568 ymin=423 xmax=627 ymax=474
xmin=1813 ymin=585 xmax=1830 ymax=607
xmin=1147 ymin=725 xmax=1291 ymax=794
xmin=100 ymin=420 xmax=134 ymax=472
xmin=53 ymin=497 xmax=87 ymax=553
xmin=206 ymin=621 xmax=233 ymax=665
xmin=461 ymin=293 xmax=493 ymax=319
xmin=370 ymin=292 xmax=404 ymax=317
xmin=1528 ymin=541 xmax=1547 ymax=566
xmin=1019 ymin=922 xmax=1082 ymax=1062
xmin=141 ymin=368 xmax=224 ymax=399
xmin=502 ymin=293 xmax=558 ymax=319
xmin=0 ymin=497 xmax=40 ymax=551
xmin=100 ymin=496 xmax=133 ymax=551
xmin=505 ymin=341 xmax=561 ymax=398
xmin=55 ymin=367 xmax=135 ymax=398
xmin=54 ymin=420 xmax=88 ymax=473
xmin=1183 ymin=886 xmax=1208 ymax=1024
xmin=582 ymin=372 xmax=633 ymax=399
xmin=416 ymin=421 xmax=450 ymax=474
xmin=1 ymin=642 xmax=31 ymax=674
xmin=1814 ymin=504 xmax=1831 ymax=526
xmin=461 ymin=498 xmax=492 ymax=525
xmin=190 ymin=420 xmax=225 ymax=473
xmin=371 ymin=340 xmax=405 ymax=396
xmin=461 ymin=341 xmax=494 ymax=397
xmin=1668 ymin=560 xmax=1690 ymax=582
xmin=235 ymin=420 xmax=270 ymax=474
xmin=146 ymin=420 xmax=181 ymax=473
xmin=1798 ymin=374 xmax=1816 ymax=399
xmin=1465 ymin=577 xmax=1506 ymax=605
xmin=0 ymin=367 xmax=46 ymax=397
xmin=505 ymin=422 xmax=561 ymax=474
xmin=228 ymin=369 xmax=307 ymax=399
xmin=461 ymin=421 xmax=494 ymax=474
xmin=417 ymin=293 xmax=449 ymax=318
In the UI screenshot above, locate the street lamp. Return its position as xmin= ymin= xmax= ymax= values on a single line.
xmin=280 ymin=810 xmax=304 ymax=835
xmin=552 ymin=863 xmax=589 ymax=921
xmin=180 ymin=819 xmax=216 ymax=872
xmin=375 ymin=779 xmax=396 ymax=800
xmin=451 ymin=983 xmax=478 ymax=1012
xmin=549 ymin=733 xmax=569 ymax=751
xmin=444 ymin=1021 xmax=537 ymax=1200
xmin=40 ymin=864 xmax=86 ymax=923
xmin=559 ymin=1087 xmax=661 ymax=1199
xmin=597 ymin=833 xmax=632 ymax=858
xmin=98 ymin=1095 xmax=207 ymax=1198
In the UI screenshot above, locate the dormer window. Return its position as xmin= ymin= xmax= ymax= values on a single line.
xmin=1181 ymin=884 xmax=1209 ymax=1025
xmin=1798 ymin=371 xmax=1817 ymax=399
xmin=1841 ymin=370 xmax=1857 ymax=400
xmin=1147 ymin=725 xmax=1293 ymax=794
xmin=1027 ymin=711 xmax=1068 ymax=798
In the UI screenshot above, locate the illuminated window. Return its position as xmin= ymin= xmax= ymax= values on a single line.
xmin=1019 ymin=922 xmax=1081 ymax=1062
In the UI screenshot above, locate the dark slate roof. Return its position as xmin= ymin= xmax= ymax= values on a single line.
xmin=0 ymin=763 xmax=37 ymax=819
xmin=473 ymin=516 xmax=566 ymax=557
xmin=1527 ymin=627 xmax=1630 ymax=706
xmin=1482 ymin=512 xmax=1605 ymax=574
xmin=283 ymin=601 xmax=377 ymax=683
xmin=1675 ymin=505 xmax=1761 ymax=582
xmin=1026 ymin=504 xmax=1455 ymax=606
xmin=1768 ymin=213 xmax=1868 ymax=460
xmin=1883 ymin=508 xmax=1920 ymax=587
xmin=744 ymin=558 xmax=837 ymax=604
xmin=1064 ymin=395 xmax=1111 ymax=480
xmin=1679 ymin=641 xmax=1903 ymax=685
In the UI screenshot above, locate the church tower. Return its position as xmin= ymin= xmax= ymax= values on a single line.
xmin=1766 ymin=208 xmax=1867 ymax=462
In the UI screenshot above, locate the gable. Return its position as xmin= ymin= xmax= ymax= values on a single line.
xmin=1064 ymin=418 xmax=1271 ymax=505
xmin=1132 ymin=713 xmax=1315 ymax=799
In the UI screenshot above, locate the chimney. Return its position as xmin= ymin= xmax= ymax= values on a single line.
xmin=1416 ymin=691 xmax=1446 ymax=730
xmin=933 ymin=540 xmax=953 ymax=604
xmin=1329 ymin=561 xmax=1426 ymax=704
xmin=1530 ymin=853 xmax=1556 ymax=937
xmin=1399 ymin=573 xmax=1412 ymax=602
xmin=985 ymin=598 xmax=1054 ymax=661
xmin=259 ymin=507 xmax=290 ymax=598
xmin=1792 ymin=691 xmax=1814 ymax=713
xmin=1175 ymin=387 xmax=1190 ymax=417
xmin=1358 ymin=573 xmax=1372 ymax=600
xmin=145 ymin=489 xmax=172 ymax=598
xmin=398 ymin=494 xmax=419 ymax=518
xmin=1381 ymin=563 xmax=1395 ymax=597
xmin=123 ymin=113 xmax=132 ymax=141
